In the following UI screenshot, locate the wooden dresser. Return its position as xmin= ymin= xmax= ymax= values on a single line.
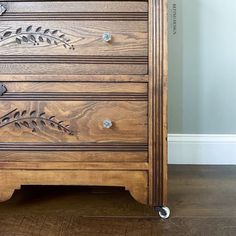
xmin=0 ymin=0 xmax=169 ymax=218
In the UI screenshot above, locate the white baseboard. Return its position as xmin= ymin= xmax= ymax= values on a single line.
xmin=168 ymin=134 xmax=236 ymax=165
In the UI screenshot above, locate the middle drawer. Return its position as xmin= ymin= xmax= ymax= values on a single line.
xmin=0 ymin=82 xmax=147 ymax=144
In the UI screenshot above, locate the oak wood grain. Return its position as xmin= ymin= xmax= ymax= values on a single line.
xmin=6 ymin=1 xmax=148 ymax=13
xmin=0 ymin=0 xmax=168 ymax=207
xmin=0 ymin=101 xmax=147 ymax=143
xmin=0 ymin=63 xmax=147 ymax=75
xmin=0 ymin=151 xmax=148 ymax=162
xmin=148 ymin=0 xmax=168 ymax=206
xmin=0 ymin=75 xmax=149 ymax=82
xmin=0 ymin=161 xmax=149 ymax=170
xmin=0 ymin=170 xmax=148 ymax=204
xmin=2 ymin=82 xmax=147 ymax=94
xmin=0 ymin=21 xmax=147 ymax=56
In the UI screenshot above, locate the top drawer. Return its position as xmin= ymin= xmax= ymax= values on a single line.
xmin=0 ymin=1 xmax=148 ymax=75
xmin=0 ymin=1 xmax=148 ymax=56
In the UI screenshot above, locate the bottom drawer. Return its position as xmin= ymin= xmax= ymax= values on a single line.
xmin=0 ymin=101 xmax=147 ymax=143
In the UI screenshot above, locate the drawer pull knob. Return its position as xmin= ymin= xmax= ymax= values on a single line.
xmin=0 ymin=4 xmax=7 ymax=16
xmin=103 ymin=119 xmax=113 ymax=129
xmin=0 ymin=83 xmax=7 ymax=96
xmin=102 ymin=32 xmax=112 ymax=42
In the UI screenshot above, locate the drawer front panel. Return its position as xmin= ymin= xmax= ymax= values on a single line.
xmin=0 ymin=151 xmax=148 ymax=163
xmin=4 ymin=1 xmax=147 ymax=13
xmin=1 ymin=81 xmax=147 ymax=94
xmin=0 ymin=1 xmax=148 ymax=75
xmin=0 ymin=101 xmax=147 ymax=143
xmin=0 ymin=21 xmax=147 ymax=56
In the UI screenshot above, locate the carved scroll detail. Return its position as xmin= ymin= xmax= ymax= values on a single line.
xmin=0 ymin=108 xmax=74 ymax=135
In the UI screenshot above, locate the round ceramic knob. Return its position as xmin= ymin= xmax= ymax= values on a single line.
xmin=103 ymin=119 xmax=113 ymax=129
xmin=0 ymin=4 xmax=7 ymax=16
xmin=102 ymin=32 xmax=112 ymax=42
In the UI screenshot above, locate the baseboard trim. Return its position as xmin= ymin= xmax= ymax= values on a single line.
xmin=168 ymin=134 xmax=236 ymax=165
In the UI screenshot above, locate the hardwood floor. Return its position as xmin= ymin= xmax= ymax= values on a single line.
xmin=0 ymin=165 xmax=235 ymax=235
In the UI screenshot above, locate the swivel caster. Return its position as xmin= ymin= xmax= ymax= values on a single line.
xmin=154 ymin=206 xmax=170 ymax=219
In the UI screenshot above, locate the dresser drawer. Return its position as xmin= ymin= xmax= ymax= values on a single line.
xmin=0 ymin=1 xmax=148 ymax=75
xmin=0 ymin=82 xmax=147 ymax=143
xmin=0 ymin=101 xmax=147 ymax=143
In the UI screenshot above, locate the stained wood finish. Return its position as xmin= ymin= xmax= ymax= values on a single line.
xmin=0 ymin=81 xmax=147 ymax=101
xmin=148 ymin=0 xmax=168 ymax=206
xmin=5 ymin=1 xmax=148 ymax=13
xmin=0 ymin=101 xmax=147 ymax=143
xmin=0 ymin=0 xmax=168 ymax=209
xmin=0 ymin=63 xmax=147 ymax=75
xmin=0 ymin=151 xmax=148 ymax=162
xmin=0 ymin=75 xmax=149 ymax=82
xmin=0 ymin=161 xmax=149 ymax=170
xmin=0 ymin=166 xmax=235 ymax=236
xmin=0 ymin=1 xmax=148 ymax=75
xmin=0 ymin=170 xmax=148 ymax=204
xmin=2 ymin=82 xmax=147 ymax=93
xmin=0 ymin=21 xmax=147 ymax=56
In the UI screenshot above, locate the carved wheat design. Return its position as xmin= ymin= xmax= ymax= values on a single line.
xmin=0 ymin=108 xmax=74 ymax=135
xmin=0 ymin=25 xmax=75 ymax=50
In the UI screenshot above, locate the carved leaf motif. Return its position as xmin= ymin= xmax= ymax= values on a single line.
xmin=29 ymin=35 xmax=36 ymax=42
xmin=44 ymin=29 xmax=50 ymax=34
xmin=16 ymin=28 xmax=22 ymax=34
xmin=1 ymin=26 xmax=74 ymax=50
xmin=2 ymin=117 xmax=10 ymax=123
xmin=21 ymin=110 xmax=27 ymax=116
xmin=30 ymin=110 xmax=36 ymax=117
xmin=14 ymin=111 xmax=20 ymax=118
xmin=22 ymin=121 xmax=29 ymax=128
xmin=35 ymin=27 xmax=42 ymax=32
xmin=26 ymin=25 xmax=32 ymax=32
xmin=40 ymin=120 xmax=46 ymax=126
xmin=47 ymin=38 xmax=51 ymax=44
xmin=0 ymin=109 xmax=74 ymax=135
xmin=38 ymin=36 xmax=44 ymax=42
xmin=32 ymin=120 xmax=37 ymax=126
xmin=22 ymin=36 xmax=28 ymax=42
xmin=3 ymin=31 xmax=11 ymax=37
xmin=15 ymin=122 xmax=21 ymax=129
xmin=16 ymin=38 xmax=21 ymax=44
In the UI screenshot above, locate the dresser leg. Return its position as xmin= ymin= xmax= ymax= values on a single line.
xmin=127 ymin=185 xmax=148 ymax=205
xmin=0 ymin=186 xmax=19 ymax=202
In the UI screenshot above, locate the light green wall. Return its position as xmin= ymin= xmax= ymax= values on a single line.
xmin=168 ymin=0 xmax=236 ymax=134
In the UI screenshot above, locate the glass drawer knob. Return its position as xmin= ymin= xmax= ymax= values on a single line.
xmin=103 ymin=119 xmax=112 ymax=129
xmin=102 ymin=32 xmax=112 ymax=42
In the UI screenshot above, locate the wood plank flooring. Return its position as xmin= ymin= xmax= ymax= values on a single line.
xmin=0 ymin=165 xmax=235 ymax=235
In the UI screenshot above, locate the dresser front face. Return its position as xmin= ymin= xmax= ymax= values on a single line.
xmin=0 ymin=0 xmax=167 ymax=207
